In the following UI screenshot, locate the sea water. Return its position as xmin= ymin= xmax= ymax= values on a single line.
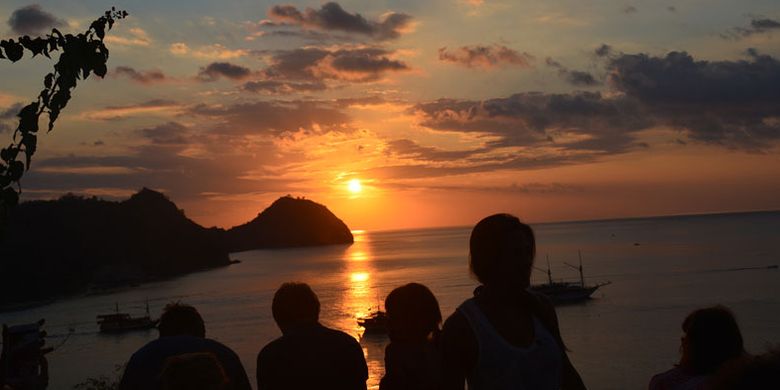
xmin=1 ymin=211 xmax=779 ymax=389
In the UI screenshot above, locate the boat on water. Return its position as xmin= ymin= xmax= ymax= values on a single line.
xmin=357 ymin=309 xmax=387 ymax=335
xmin=97 ymin=301 xmax=158 ymax=333
xmin=530 ymin=251 xmax=611 ymax=305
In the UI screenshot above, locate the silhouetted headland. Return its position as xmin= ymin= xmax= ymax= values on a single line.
xmin=225 ymin=195 xmax=353 ymax=252
xmin=0 ymin=189 xmax=353 ymax=308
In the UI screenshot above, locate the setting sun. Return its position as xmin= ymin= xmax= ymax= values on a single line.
xmin=347 ymin=179 xmax=362 ymax=194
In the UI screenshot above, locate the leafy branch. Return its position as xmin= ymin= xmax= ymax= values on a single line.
xmin=0 ymin=7 xmax=128 ymax=228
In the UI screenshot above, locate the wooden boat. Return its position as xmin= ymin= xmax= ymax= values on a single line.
xmin=530 ymin=251 xmax=611 ymax=305
xmin=357 ymin=309 xmax=387 ymax=334
xmin=97 ymin=302 xmax=157 ymax=333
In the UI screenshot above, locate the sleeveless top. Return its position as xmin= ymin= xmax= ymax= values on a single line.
xmin=457 ymin=298 xmax=563 ymax=390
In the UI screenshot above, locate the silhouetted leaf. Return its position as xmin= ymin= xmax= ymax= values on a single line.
xmin=1 ymin=147 xmax=18 ymax=163
xmin=90 ymin=20 xmax=106 ymax=40
xmin=8 ymin=161 xmax=24 ymax=181
xmin=18 ymin=103 xmax=40 ymax=133
xmin=1 ymin=40 xmax=24 ymax=62
xmin=94 ymin=62 xmax=107 ymax=77
xmin=21 ymin=133 xmax=37 ymax=168
xmin=44 ymin=73 xmax=54 ymax=89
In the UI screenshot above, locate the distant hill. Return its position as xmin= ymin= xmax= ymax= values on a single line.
xmin=225 ymin=195 xmax=353 ymax=252
xmin=0 ymin=189 xmax=352 ymax=307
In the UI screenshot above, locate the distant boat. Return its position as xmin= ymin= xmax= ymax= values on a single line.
xmin=97 ymin=301 xmax=158 ymax=333
xmin=357 ymin=308 xmax=387 ymax=335
xmin=530 ymin=251 xmax=611 ymax=305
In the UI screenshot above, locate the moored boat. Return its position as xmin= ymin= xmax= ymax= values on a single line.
xmin=357 ymin=309 xmax=387 ymax=334
xmin=530 ymin=251 xmax=610 ymax=304
xmin=97 ymin=302 xmax=158 ymax=333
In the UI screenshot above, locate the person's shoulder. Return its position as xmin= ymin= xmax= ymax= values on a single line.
xmin=442 ymin=306 xmax=469 ymax=334
xmin=128 ymin=337 xmax=166 ymax=360
xmin=201 ymin=337 xmax=240 ymax=356
xmin=320 ymin=325 xmax=360 ymax=346
xmin=649 ymin=366 xmax=704 ymax=390
xmin=259 ymin=336 xmax=284 ymax=351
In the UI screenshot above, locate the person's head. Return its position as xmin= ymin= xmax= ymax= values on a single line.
xmin=470 ymin=213 xmax=536 ymax=289
xmin=680 ymin=305 xmax=745 ymax=375
xmin=158 ymin=303 xmax=206 ymax=338
xmin=272 ymin=282 xmax=320 ymax=333
xmin=161 ymin=352 xmax=228 ymax=390
xmin=385 ymin=283 xmax=442 ymax=343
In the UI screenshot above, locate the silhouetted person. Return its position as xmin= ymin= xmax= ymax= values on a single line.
xmin=380 ymin=283 xmax=443 ymax=390
xmin=713 ymin=346 xmax=780 ymax=390
xmin=119 ymin=303 xmax=250 ymax=390
xmin=257 ymin=282 xmax=368 ymax=390
xmin=161 ymin=352 xmax=228 ymax=390
xmin=649 ymin=305 xmax=746 ymax=390
xmin=440 ymin=214 xmax=586 ymax=390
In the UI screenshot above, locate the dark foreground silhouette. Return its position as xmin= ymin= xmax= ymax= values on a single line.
xmin=0 ymin=189 xmax=353 ymax=307
xmin=440 ymin=214 xmax=586 ymax=389
xmin=3 ymin=213 xmax=779 ymax=390
xmin=257 ymin=282 xmax=368 ymax=390
xmin=119 ymin=303 xmax=250 ymax=390
xmin=380 ymin=283 xmax=442 ymax=390
xmin=650 ymin=305 xmax=744 ymax=390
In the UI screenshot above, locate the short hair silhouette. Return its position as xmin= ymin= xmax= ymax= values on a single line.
xmin=682 ymin=305 xmax=744 ymax=375
xmin=385 ymin=283 xmax=442 ymax=343
xmin=469 ymin=213 xmax=536 ymax=286
xmin=161 ymin=352 xmax=228 ymax=390
xmin=158 ymin=303 xmax=206 ymax=338
xmin=272 ymin=282 xmax=320 ymax=332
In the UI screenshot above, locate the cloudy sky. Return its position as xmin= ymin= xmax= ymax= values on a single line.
xmin=1 ymin=0 xmax=779 ymax=230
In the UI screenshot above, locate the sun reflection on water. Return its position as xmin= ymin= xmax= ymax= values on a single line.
xmin=339 ymin=230 xmax=387 ymax=389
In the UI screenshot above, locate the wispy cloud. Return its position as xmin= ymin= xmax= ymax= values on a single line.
xmin=169 ymin=43 xmax=247 ymax=59
xmin=104 ymin=27 xmax=152 ymax=47
xmin=113 ymin=66 xmax=167 ymax=84
xmin=266 ymin=2 xmax=414 ymax=41
xmin=722 ymin=17 xmax=780 ymax=39
xmin=545 ymin=58 xmax=600 ymax=86
xmin=438 ymin=45 xmax=533 ymax=69
xmin=197 ymin=62 xmax=253 ymax=82
xmin=82 ymin=100 xmax=183 ymax=121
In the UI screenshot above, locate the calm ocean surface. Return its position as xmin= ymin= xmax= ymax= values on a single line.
xmin=2 ymin=211 xmax=779 ymax=389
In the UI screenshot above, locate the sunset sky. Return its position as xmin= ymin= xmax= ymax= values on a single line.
xmin=1 ymin=0 xmax=779 ymax=230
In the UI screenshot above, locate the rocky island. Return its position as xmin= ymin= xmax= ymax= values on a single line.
xmin=225 ymin=195 xmax=354 ymax=252
xmin=0 ymin=189 xmax=353 ymax=307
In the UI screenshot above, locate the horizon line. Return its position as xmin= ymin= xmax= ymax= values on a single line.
xmin=358 ymin=208 xmax=780 ymax=234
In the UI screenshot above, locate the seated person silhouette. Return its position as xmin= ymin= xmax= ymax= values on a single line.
xmin=257 ymin=282 xmax=368 ymax=390
xmin=161 ymin=352 xmax=228 ymax=390
xmin=380 ymin=283 xmax=443 ymax=390
xmin=119 ymin=303 xmax=251 ymax=390
xmin=649 ymin=305 xmax=746 ymax=390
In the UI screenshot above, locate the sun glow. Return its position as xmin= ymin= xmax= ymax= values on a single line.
xmin=351 ymin=272 xmax=369 ymax=282
xmin=347 ymin=178 xmax=362 ymax=194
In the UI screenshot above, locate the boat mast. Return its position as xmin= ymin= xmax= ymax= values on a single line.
xmin=546 ymin=255 xmax=553 ymax=284
xmin=564 ymin=251 xmax=586 ymax=287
